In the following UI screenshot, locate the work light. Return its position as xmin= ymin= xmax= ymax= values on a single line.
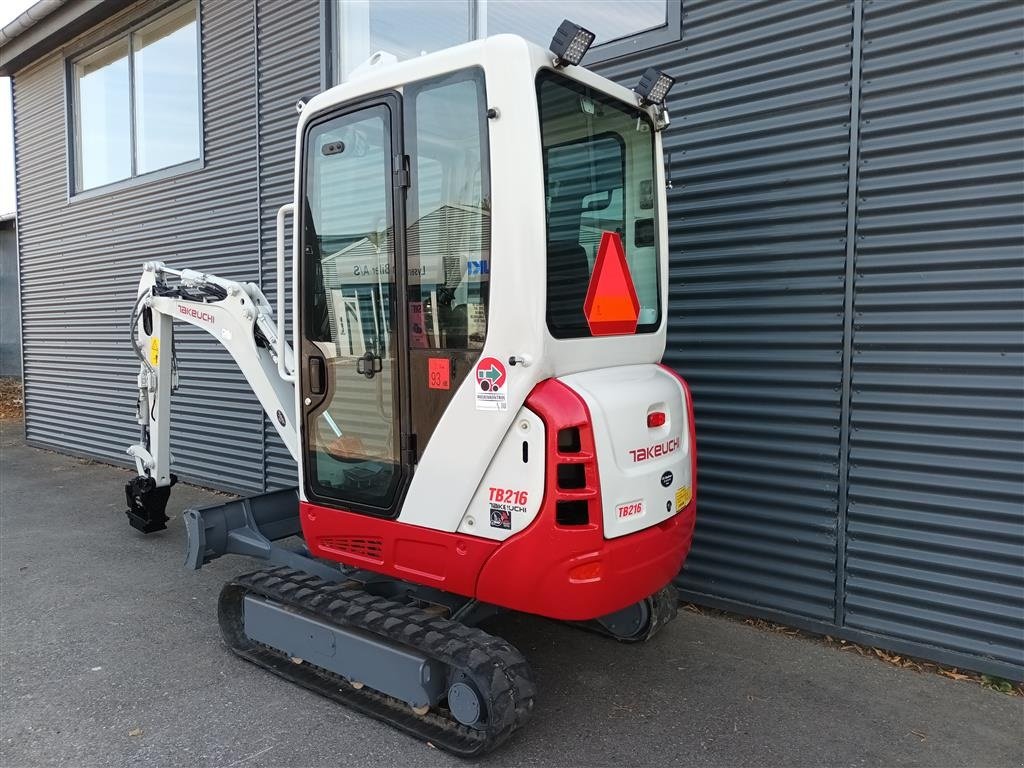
xmin=634 ymin=67 xmax=676 ymax=105
xmin=550 ymin=20 xmax=595 ymax=67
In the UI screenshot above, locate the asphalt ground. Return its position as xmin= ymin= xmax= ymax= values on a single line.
xmin=1 ymin=420 xmax=1022 ymax=767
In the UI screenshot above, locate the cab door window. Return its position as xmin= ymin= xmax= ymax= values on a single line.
xmin=404 ymin=68 xmax=490 ymax=456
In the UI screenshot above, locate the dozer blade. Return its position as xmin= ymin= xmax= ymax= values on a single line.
xmin=219 ymin=567 xmax=536 ymax=757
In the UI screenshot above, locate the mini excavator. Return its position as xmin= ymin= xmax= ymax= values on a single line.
xmin=124 ymin=22 xmax=696 ymax=755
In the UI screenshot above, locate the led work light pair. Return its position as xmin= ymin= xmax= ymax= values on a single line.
xmin=549 ymin=19 xmax=676 ymax=106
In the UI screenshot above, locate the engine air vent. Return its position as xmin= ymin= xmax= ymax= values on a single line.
xmin=557 ymin=427 xmax=581 ymax=453
xmin=556 ymin=500 xmax=589 ymax=526
xmin=317 ymin=536 xmax=384 ymax=562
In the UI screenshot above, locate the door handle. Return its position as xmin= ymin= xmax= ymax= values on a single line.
xmin=357 ymin=352 xmax=383 ymax=379
xmin=308 ymin=356 xmax=326 ymax=395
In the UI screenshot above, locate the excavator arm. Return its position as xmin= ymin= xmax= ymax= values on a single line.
xmin=124 ymin=260 xmax=297 ymax=532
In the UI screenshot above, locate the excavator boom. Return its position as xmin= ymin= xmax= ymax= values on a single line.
xmin=124 ymin=261 xmax=297 ymax=532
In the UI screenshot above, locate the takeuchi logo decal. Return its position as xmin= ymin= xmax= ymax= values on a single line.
xmin=629 ymin=437 xmax=681 ymax=463
xmin=178 ymin=305 xmax=215 ymax=324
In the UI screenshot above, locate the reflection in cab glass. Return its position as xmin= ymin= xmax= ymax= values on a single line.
xmin=538 ymin=71 xmax=661 ymax=338
xmin=300 ymin=69 xmax=491 ymax=511
xmin=303 ymin=105 xmax=402 ymax=510
xmin=406 ymin=70 xmax=490 ymax=351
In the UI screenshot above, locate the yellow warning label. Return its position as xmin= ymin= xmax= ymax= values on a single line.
xmin=148 ymin=337 xmax=159 ymax=366
xmin=675 ymin=485 xmax=692 ymax=511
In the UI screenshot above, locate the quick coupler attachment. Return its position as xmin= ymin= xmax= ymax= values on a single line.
xmin=124 ymin=474 xmax=177 ymax=533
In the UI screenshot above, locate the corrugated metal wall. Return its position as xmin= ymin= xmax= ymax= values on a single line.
xmin=13 ymin=0 xmax=1023 ymax=677
xmin=845 ymin=0 xmax=1024 ymax=676
xmin=13 ymin=0 xmax=266 ymax=493
xmin=13 ymin=0 xmax=322 ymax=494
xmin=600 ymin=0 xmax=1023 ymax=678
xmin=254 ymin=0 xmax=321 ymax=490
xmin=599 ymin=0 xmax=855 ymax=623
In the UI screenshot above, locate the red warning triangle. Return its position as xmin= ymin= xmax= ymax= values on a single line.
xmin=583 ymin=231 xmax=640 ymax=336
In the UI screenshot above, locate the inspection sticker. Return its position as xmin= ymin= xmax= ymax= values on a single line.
xmin=675 ymin=485 xmax=692 ymax=511
xmin=475 ymin=356 xmax=507 ymax=411
xmin=428 ymin=357 xmax=450 ymax=390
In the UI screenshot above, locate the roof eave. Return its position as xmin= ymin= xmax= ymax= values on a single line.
xmin=0 ymin=0 xmax=136 ymax=76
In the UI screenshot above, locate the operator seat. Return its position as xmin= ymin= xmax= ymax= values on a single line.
xmin=546 ymin=239 xmax=591 ymax=336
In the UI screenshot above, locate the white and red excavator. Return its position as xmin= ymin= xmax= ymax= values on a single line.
xmin=124 ymin=21 xmax=695 ymax=755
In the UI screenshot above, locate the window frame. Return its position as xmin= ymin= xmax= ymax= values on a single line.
xmin=330 ymin=0 xmax=679 ymax=84
xmin=66 ymin=0 xmax=204 ymax=200
xmin=536 ymin=69 xmax=663 ymax=340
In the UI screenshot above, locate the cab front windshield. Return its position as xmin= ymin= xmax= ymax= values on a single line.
xmin=537 ymin=71 xmax=661 ymax=338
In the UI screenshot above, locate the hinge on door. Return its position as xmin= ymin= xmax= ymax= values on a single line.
xmin=401 ymin=432 xmax=418 ymax=464
xmin=394 ymin=154 xmax=410 ymax=188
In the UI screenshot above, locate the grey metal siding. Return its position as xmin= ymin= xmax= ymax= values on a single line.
xmin=599 ymin=0 xmax=854 ymax=622
xmin=9 ymin=0 xmax=1022 ymax=680
xmin=845 ymin=0 xmax=1024 ymax=672
xmin=255 ymin=0 xmax=321 ymax=490
xmin=0 ymin=222 xmax=20 ymax=376
xmin=14 ymin=0 xmax=265 ymax=492
xmin=601 ymin=0 xmax=1022 ymax=678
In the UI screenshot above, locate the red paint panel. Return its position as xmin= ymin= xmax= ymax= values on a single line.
xmin=302 ymin=371 xmax=698 ymax=623
xmin=475 ymin=377 xmax=697 ymax=621
xmin=302 ymin=501 xmax=498 ymax=598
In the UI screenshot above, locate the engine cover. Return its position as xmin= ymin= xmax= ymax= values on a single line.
xmin=561 ymin=365 xmax=693 ymax=539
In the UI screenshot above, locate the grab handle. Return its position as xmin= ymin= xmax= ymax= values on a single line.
xmin=276 ymin=203 xmax=295 ymax=382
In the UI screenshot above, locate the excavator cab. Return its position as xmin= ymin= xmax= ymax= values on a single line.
xmin=293 ymin=32 xmax=690 ymax=543
xmin=125 ymin=23 xmax=694 ymax=756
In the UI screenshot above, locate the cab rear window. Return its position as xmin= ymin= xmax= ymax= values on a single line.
xmin=537 ymin=71 xmax=661 ymax=338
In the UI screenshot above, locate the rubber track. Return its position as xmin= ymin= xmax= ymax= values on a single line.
xmin=580 ymin=583 xmax=680 ymax=643
xmin=640 ymin=583 xmax=680 ymax=642
xmin=218 ymin=567 xmax=535 ymax=757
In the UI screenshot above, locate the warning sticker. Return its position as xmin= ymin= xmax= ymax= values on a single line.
xmin=475 ymin=356 xmax=507 ymax=411
xmin=489 ymin=503 xmax=514 ymax=529
xmin=675 ymin=486 xmax=692 ymax=511
xmin=148 ymin=337 xmax=159 ymax=366
xmin=408 ymin=301 xmax=428 ymax=349
xmin=467 ymin=303 xmax=486 ymax=346
xmin=428 ymin=357 xmax=450 ymax=390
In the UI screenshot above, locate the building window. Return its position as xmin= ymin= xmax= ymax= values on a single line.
xmin=335 ymin=0 xmax=677 ymax=82
xmin=71 ymin=2 xmax=201 ymax=193
xmin=338 ymin=1 xmax=472 ymax=82
xmin=487 ymin=1 xmax=670 ymax=61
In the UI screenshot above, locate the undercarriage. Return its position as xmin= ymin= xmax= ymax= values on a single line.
xmin=186 ymin=489 xmax=678 ymax=755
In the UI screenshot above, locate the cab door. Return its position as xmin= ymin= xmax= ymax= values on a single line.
xmin=299 ymin=95 xmax=411 ymax=516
